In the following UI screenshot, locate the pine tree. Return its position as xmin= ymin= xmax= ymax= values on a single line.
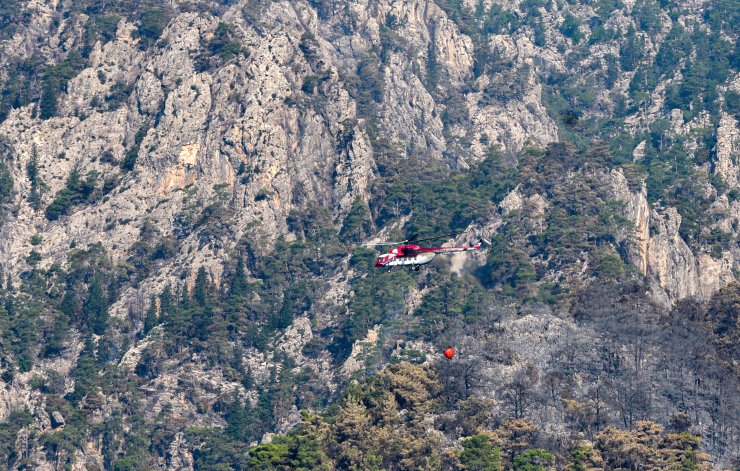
xmin=59 ymin=286 xmax=78 ymax=323
xmin=4 ymin=295 xmax=13 ymax=317
xmin=28 ymin=185 xmax=42 ymax=210
xmin=187 ymin=267 xmax=213 ymax=341
xmin=229 ymin=256 xmax=248 ymax=300
xmin=230 ymin=344 xmax=244 ymax=374
xmin=159 ymin=284 xmax=174 ymax=324
xmin=97 ymin=336 xmax=115 ymax=365
xmin=143 ymin=295 xmax=157 ymax=336
xmin=192 ymin=304 xmax=213 ymax=342
xmin=84 ymin=278 xmax=109 ymax=335
xmin=26 ymin=145 xmax=42 ymax=213
xmin=339 ymin=198 xmax=373 ymax=243
xmin=620 ymin=26 xmax=644 ymax=72
xmin=513 ymin=448 xmax=555 ymax=470
xmin=5 ymin=298 xmax=40 ymax=372
xmin=26 ymin=144 xmax=39 ymax=184
xmin=224 ymin=258 xmax=247 ymax=329
xmin=178 ymin=284 xmax=191 ymax=310
xmin=460 ymin=434 xmax=503 ymax=471
xmin=225 ymin=394 xmax=256 ymax=442
xmin=243 ymin=366 xmax=255 ymax=390
xmin=0 ymin=162 xmax=13 ymax=206
xmin=68 ymin=335 xmax=97 ymax=404
xmin=44 ymin=313 xmax=70 ymax=358
xmin=39 ymin=82 xmax=57 ymax=119
xmin=193 ymin=266 xmax=209 ymax=307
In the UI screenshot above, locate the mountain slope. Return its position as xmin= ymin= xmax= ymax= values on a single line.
xmin=0 ymin=0 xmax=737 ymax=469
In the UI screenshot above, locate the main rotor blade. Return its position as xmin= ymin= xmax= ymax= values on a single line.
xmin=362 ymin=241 xmax=404 ymax=246
xmin=413 ymin=234 xmax=457 ymax=244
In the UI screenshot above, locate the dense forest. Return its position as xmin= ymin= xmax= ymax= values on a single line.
xmin=2 ymin=145 xmax=738 ymax=467
xmin=0 ymin=0 xmax=737 ymax=469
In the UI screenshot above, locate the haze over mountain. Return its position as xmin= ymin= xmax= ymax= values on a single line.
xmin=0 ymin=0 xmax=737 ymax=469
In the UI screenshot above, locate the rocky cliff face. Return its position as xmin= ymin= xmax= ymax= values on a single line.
xmin=1 ymin=0 xmax=736 ymax=306
xmin=607 ymin=170 xmax=739 ymax=305
xmin=0 ymin=0 xmax=737 ymax=469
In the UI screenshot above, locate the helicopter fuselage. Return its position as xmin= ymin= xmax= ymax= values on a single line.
xmin=373 ymin=242 xmax=481 ymax=269
xmin=374 ymin=251 xmax=436 ymax=268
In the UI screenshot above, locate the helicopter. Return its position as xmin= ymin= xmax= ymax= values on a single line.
xmin=364 ymin=234 xmax=490 ymax=271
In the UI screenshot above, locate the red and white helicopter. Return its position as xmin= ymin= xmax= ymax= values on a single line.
xmin=365 ymin=234 xmax=490 ymax=271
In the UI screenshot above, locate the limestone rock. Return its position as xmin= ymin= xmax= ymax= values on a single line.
xmin=647 ymin=207 xmax=699 ymax=300
xmin=0 ymin=0 xmax=737 ymax=466
xmin=168 ymin=432 xmax=194 ymax=471
xmin=714 ymin=113 xmax=739 ymax=187
xmin=341 ymin=325 xmax=380 ymax=377
xmin=50 ymin=411 xmax=65 ymax=428
xmin=608 ymin=169 xmax=650 ymax=274
xmin=608 ymin=169 xmax=737 ymax=304
xmin=381 ymin=53 xmax=446 ymax=159
xmin=277 ymin=316 xmax=314 ymax=361
xmin=500 ymin=185 xmax=524 ymax=214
